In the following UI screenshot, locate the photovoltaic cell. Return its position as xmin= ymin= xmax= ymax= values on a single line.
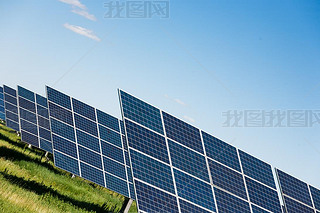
xmin=47 ymin=86 xmax=133 ymax=199
xmin=0 ymin=87 xmax=5 ymax=120
xmin=245 ymin=177 xmax=282 ymax=213
xmin=4 ymin=85 xmax=17 ymax=97
xmin=214 ymin=187 xmax=251 ymax=213
xmin=310 ymin=185 xmax=320 ymax=211
xmin=284 ymin=195 xmax=314 ymax=213
xmin=54 ymin=151 xmax=80 ymax=176
xmin=239 ymin=150 xmax=276 ymax=189
xmin=208 ymin=159 xmax=247 ymax=199
xmin=163 ymin=111 xmax=203 ymax=154
xmin=168 ymin=139 xmax=209 ymax=182
xmin=18 ymin=86 xmax=35 ymax=102
xmin=179 ymin=199 xmax=211 ymax=213
xmin=134 ymin=180 xmax=179 ymax=213
xmin=251 ymin=204 xmax=271 ymax=213
xmin=202 ymin=131 xmax=241 ymax=172
xmin=119 ymin=90 xmax=164 ymax=134
xmin=3 ymin=85 xmax=19 ymax=131
xmin=276 ymin=169 xmax=312 ymax=207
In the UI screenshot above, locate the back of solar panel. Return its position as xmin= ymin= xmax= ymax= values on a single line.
xmin=46 ymin=86 xmax=135 ymax=199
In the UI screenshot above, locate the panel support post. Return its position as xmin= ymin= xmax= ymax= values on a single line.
xmin=45 ymin=152 xmax=49 ymax=157
xmin=120 ymin=198 xmax=133 ymax=213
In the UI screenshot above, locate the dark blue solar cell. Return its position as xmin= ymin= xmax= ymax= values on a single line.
xmin=48 ymin=102 xmax=73 ymax=126
xmin=18 ymin=97 xmax=36 ymax=113
xmin=202 ymin=131 xmax=241 ymax=172
xmin=101 ymin=141 xmax=124 ymax=163
xmin=103 ymin=157 xmax=126 ymax=180
xmin=80 ymin=162 xmax=105 ymax=187
xmin=52 ymin=134 xmax=77 ymax=158
xmin=78 ymin=146 xmax=102 ymax=169
xmin=76 ymin=129 xmax=100 ymax=153
xmin=277 ymin=169 xmax=312 ymax=207
xmin=130 ymin=149 xmax=175 ymax=194
xmin=21 ymin=130 xmax=39 ymax=147
xmin=36 ymin=94 xmax=48 ymax=108
xmin=3 ymin=85 xmax=16 ymax=97
xmin=5 ymin=102 xmax=18 ymax=114
xmin=124 ymin=151 xmax=130 ymax=166
xmin=0 ymin=99 xmax=4 ymax=107
xmin=239 ymin=150 xmax=276 ymax=189
xmin=72 ymin=98 xmax=96 ymax=121
xmin=39 ymin=127 xmax=51 ymax=141
xmin=209 ymin=159 xmax=247 ymax=199
xmin=214 ymin=187 xmax=251 ymax=213
xmin=105 ymin=173 xmax=129 ymax=197
xmin=129 ymin=183 xmax=135 ymax=199
xmin=47 ymin=86 xmax=71 ymax=110
xmin=99 ymin=125 xmax=122 ymax=148
xmin=40 ymin=139 xmax=52 ymax=153
xmin=168 ymin=139 xmax=209 ymax=182
xmin=134 ymin=180 xmax=179 ymax=213
xmin=179 ymin=199 xmax=211 ymax=213
xmin=163 ymin=112 xmax=203 ymax=154
xmin=127 ymin=167 xmax=133 ymax=182
xmin=0 ymin=105 xmax=4 ymax=113
xmin=119 ymin=90 xmax=164 ymax=135
xmin=284 ymin=195 xmax=314 ymax=213
xmin=6 ymin=110 xmax=19 ymax=123
xmin=0 ymin=112 xmax=5 ymax=120
xmin=74 ymin=114 xmax=98 ymax=137
xmin=37 ymin=105 xmax=49 ymax=119
xmin=18 ymin=86 xmax=35 ymax=102
xmin=0 ymin=86 xmax=3 ymax=92
xmin=20 ymin=119 xmax=38 ymax=135
xmin=245 ymin=177 xmax=282 ymax=213
xmin=96 ymin=109 xmax=120 ymax=132
xmin=0 ymin=93 xmax=3 ymax=100
xmin=310 ymin=185 xmax=320 ymax=211
xmin=251 ymin=204 xmax=271 ymax=213
xmin=6 ymin=119 xmax=19 ymax=131
xmin=5 ymin=94 xmax=17 ymax=105
xmin=19 ymin=108 xmax=37 ymax=124
xmin=125 ymin=119 xmax=169 ymax=164
xmin=122 ymin=135 xmax=128 ymax=151
xmin=174 ymin=169 xmax=215 ymax=211
xmin=120 ymin=120 xmax=125 ymax=134
xmin=38 ymin=116 xmax=50 ymax=130
xmin=54 ymin=151 xmax=79 ymax=176
xmin=50 ymin=118 xmax=75 ymax=142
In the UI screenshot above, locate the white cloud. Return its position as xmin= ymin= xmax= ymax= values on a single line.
xmin=71 ymin=9 xmax=96 ymax=21
xmin=174 ymin=98 xmax=186 ymax=106
xmin=59 ymin=0 xmax=86 ymax=9
xmin=63 ymin=23 xmax=100 ymax=41
xmin=183 ymin=115 xmax=195 ymax=123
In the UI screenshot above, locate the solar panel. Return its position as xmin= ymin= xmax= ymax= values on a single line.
xmin=46 ymin=86 xmax=134 ymax=199
xmin=17 ymin=86 xmax=53 ymax=153
xmin=0 ymin=86 xmax=5 ymax=121
xmin=310 ymin=185 xmax=320 ymax=211
xmin=3 ymin=85 xmax=20 ymax=131
xmin=119 ymin=90 xmax=284 ymax=213
xmin=283 ymin=195 xmax=314 ymax=213
xmin=276 ymin=169 xmax=313 ymax=207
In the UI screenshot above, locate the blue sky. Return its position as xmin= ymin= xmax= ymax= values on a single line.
xmin=1 ymin=0 xmax=320 ymax=188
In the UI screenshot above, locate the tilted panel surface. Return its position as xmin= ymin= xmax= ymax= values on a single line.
xmin=3 ymin=85 xmax=19 ymax=131
xmin=310 ymin=185 xmax=320 ymax=211
xmin=0 ymin=86 xmax=5 ymax=120
xmin=47 ymin=86 xmax=133 ymax=198
xmin=17 ymin=86 xmax=53 ymax=152
xmin=119 ymin=90 xmax=218 ymax=213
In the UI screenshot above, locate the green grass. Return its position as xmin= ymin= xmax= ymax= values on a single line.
xmin=0 ymin=122 xmax=137 ymax=213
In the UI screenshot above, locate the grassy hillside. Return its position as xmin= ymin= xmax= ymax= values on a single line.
xmin=0 ymin=122 xmax=137 ymax=213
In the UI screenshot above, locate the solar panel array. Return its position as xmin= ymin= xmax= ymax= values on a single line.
xmin=3 ymin=85 xmax=20 ymax=132
xmin=17 ymin=86 xmax=53 ymax=153
xmin=46 ymin=86 xmax=135 ymax=199
xmin=119 ymin=89 xmax=284 ymax=213
xmin=0 ymin=86 xmax=5 ymax=121
xmin=276 ymin=168 xmax=319 ymax=213
xmin=1 ymin=84 xmax=320 ymax=213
